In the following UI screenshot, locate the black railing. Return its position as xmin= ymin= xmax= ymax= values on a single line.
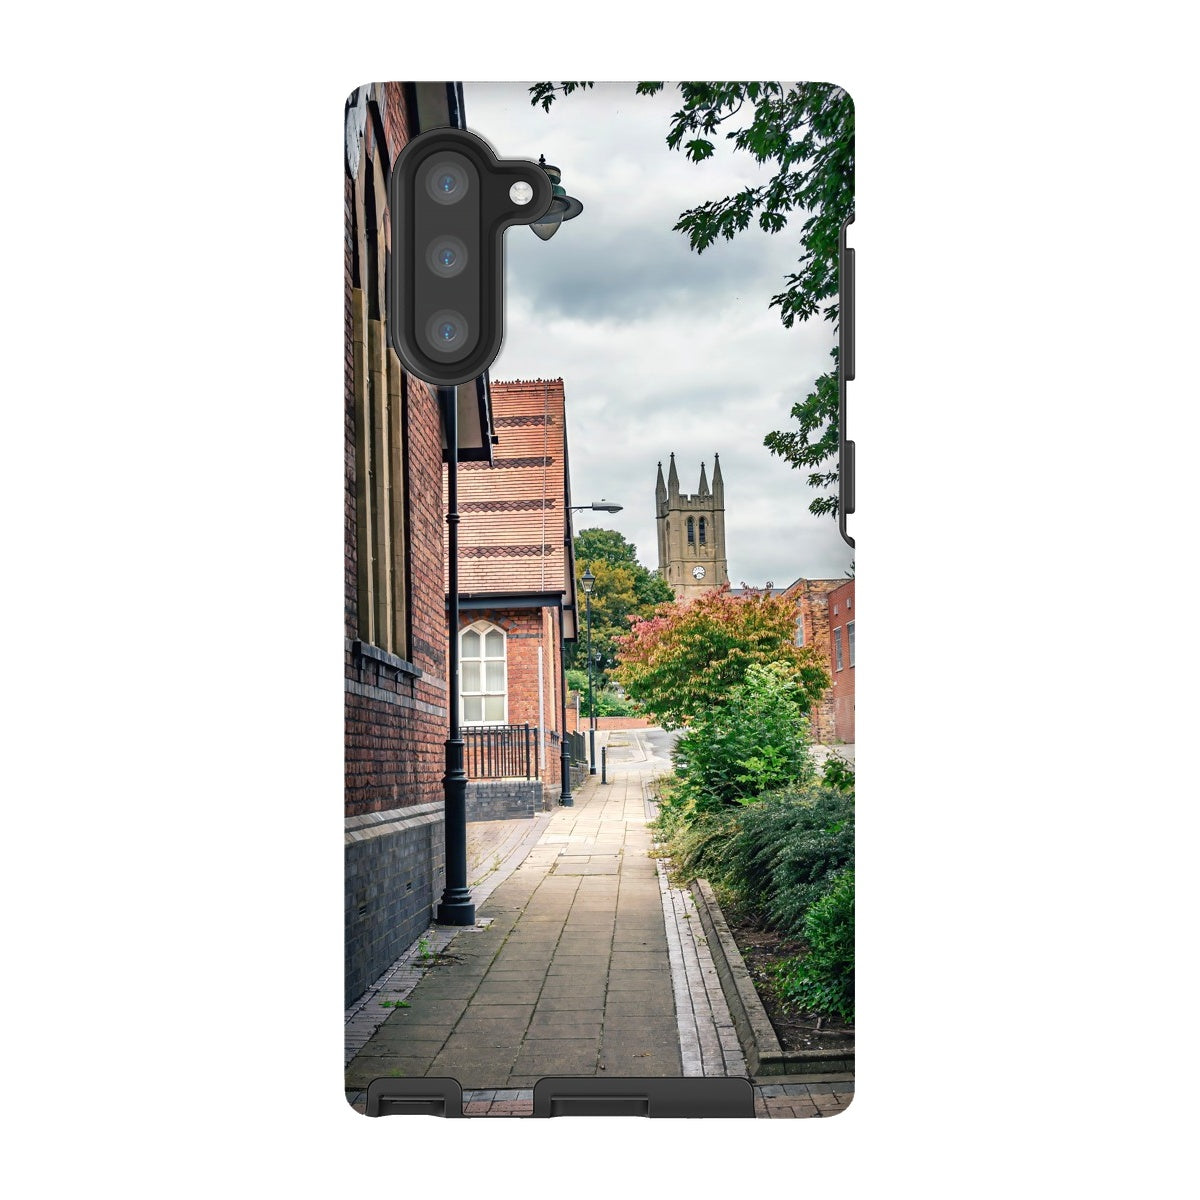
xmin=566 ymin=730 xmax=588 ymax=783
xmin=463 ymin=724 xmax=538 ymax=780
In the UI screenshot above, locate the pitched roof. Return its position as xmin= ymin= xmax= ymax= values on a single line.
xmin=445 ymin=378 xmax=572 ymax=598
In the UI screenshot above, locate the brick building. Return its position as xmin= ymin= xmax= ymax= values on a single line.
xmin=780 ymin=576 xmax=845 ymax=744
xmin=446 ymin=378 xmax=579 ymax=808
xmin=343 ymin=82 xmax=499 ymax=1006
xmin=827 ymin=578 xmax=855 ymax=743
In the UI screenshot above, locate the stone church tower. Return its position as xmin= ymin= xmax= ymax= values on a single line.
xmin=656 ymin=453 xmax=730 ymax=600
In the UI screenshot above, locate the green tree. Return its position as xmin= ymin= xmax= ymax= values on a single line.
xmin=614 ymin=584 xmax=829 ymax=728
xmin=569 ymin=529 xmax=674 ymax=680
xmin=673 ymin=661 xmax=815 ymax=809
xmin=531 ymin=81 xmax=854 ymax=517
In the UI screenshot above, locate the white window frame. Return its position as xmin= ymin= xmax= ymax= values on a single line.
xmin=460 ymin=620 xmax=508 ymax=725
xmin=847 ymin=620 xmax=855 ymax=667
xmin=834 ymin=625 xmax=844 ymax=672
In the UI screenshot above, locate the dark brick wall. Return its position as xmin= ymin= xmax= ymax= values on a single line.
xmin=465 ymin=780 xmax=543 ymax=821
xmin=345 ymin=802 xmax=445 ymax=1006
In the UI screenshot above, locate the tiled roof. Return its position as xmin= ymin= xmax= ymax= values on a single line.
xmin=445 ymin=379 xmax=570 ymax=597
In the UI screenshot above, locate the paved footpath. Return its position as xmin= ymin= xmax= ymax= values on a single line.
xmin=346 ymin=730 xmax=853 ymax=1118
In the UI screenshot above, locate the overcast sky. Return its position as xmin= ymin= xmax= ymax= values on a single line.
xmin=466 ymin=82 xmax=853 ymax=586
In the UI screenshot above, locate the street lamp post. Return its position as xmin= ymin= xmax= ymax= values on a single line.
xmin=436 ymin=384 xmax=474 ymax=927
xmin=570 ymin=500 xmax=623 ymax=515
xmin=568 ymin=504 xmax=622 ymax=783
xmin=581 ymin=566 xmax=597 ymax=775
xmin=530 ymin=160 xmax=584 ymax=805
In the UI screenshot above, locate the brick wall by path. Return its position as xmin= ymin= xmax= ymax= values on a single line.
xmin=346 ymin=81 xmax=446 ymax=820
xmin=565 ymin=713 xmax=655 ymax=733
xmin=345 ymin=801 xmax=445 ymax=1006
xmin=465 ymin=780 xmax=543 ymax=821
xmin=345 ymin=82 xmax=451 ymax=1004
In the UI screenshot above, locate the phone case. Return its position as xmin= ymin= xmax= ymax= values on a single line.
xmin=345 ymin=80 xmax=854 ymax=1118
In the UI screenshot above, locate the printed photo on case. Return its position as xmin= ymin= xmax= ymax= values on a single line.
xmin=345 ymin=81 xmax=854 ymax=1118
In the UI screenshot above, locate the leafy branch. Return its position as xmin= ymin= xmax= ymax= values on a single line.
xmin=531 ymin=81 xmax=854 ymax=517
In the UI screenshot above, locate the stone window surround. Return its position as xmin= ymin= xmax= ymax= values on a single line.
xmin=460 ymin=619 xmax=508 ymax=725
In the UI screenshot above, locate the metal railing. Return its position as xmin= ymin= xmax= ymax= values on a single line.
xmin=565 ymin=730 xmax=588 ymax=783
xmin=463 ymin=724 xmax=538 ymax=780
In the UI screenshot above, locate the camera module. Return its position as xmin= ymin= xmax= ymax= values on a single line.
xmin=425 ymin=309 xmax=470 ymax=355
xmin=425 ymin=159 xmax=471 ymax=205
xmin=426 ymin=236 xmax=468 ymax=279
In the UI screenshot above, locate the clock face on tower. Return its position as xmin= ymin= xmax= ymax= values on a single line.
xmin=692 ymin=565 xmax=707 ymax=580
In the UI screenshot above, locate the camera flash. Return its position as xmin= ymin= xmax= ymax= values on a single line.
xmin=509 ymin=181 xmax=534 ymax=206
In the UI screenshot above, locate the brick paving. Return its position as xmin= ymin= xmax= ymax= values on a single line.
xmin=753 ymin=1077 xmax=855 ymax=1118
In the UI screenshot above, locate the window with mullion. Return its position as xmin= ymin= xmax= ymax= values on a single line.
xmin=461 ymin=624 xmax=507 ymax=724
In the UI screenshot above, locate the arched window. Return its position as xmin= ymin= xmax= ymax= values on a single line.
xmin=351 ymin=103 xmax=408 ymax=657
xmin=460 ymin=622 xmax=507 ymax=723
xmin=687 ymin=517 xmax=695 ymax=546
xmin=699 ymin=517 xmax=707 ymax=546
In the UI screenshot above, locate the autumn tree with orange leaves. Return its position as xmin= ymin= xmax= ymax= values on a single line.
xmin=614 ymin=585 xmax=829 ymax=728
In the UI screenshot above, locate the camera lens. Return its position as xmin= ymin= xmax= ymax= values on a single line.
xmin=426 ymin=236 xmax=468 ymax=278
xmin=425 ymin=310 xmax=469 ymax=355
xmin=425 ymin=159 xmax=470 ymax=205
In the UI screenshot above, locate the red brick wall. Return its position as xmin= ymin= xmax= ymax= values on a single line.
xmin=456 ymin=607 xmax=564 ymax=786
xmin=565 ymin=713 xmax=655 ymax=733
xmin=827 ymin=579 xmax=855 ymax=743
xmin=782 ymin=578 xmax=843 ymax=743
xmin=345 ymin=84 xmax=452 ymax=818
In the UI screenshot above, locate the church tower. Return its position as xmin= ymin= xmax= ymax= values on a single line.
xmin=656 ymin=453 xmax=729 ymax=600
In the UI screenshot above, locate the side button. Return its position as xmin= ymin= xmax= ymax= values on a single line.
xmin=843 ymin=246 xmax=855 ymax=381
xmin=842 ymin=439 xmax=855 ymax=516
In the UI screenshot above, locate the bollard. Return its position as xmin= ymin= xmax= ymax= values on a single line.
xmin=601 ymin=745 xmax=607 ymax=784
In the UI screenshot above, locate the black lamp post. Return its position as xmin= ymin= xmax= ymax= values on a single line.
xmin=531 ymin=170 xmax=585 ymax=805
xmin=436 ymin=384 xmax=475 ymax=927
xmin=558 ymin=626 xmax=574 ymax=808
xmin=581 ymin=566 xmax=597 ymax=775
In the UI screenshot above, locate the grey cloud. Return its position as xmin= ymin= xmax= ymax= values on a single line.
xmin=468 ymin=82 xmax=853 ymax=587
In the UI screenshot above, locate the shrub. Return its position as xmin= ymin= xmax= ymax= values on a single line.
xmin=666 ymin=783 xmax=853 ymax=940
xmin=671 ymin=662 xmax=814 ymax=811
xmin=568 ymin=669 xmax=637 ymax=717
xmin=821 ymin=754 xmax=855 ymax=793
xmin=776 ymin=869 xmax=854 ymax=1022
xmin=592 ymin=688 xmax=635 ymax=717
xmin=616 ymin=585 xmax=830 ymax=728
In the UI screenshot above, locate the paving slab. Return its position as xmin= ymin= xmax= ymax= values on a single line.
xmin=346 ymin=730 xmax=852 ymax=1115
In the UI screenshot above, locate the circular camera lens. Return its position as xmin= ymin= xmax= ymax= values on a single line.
xmin=426 ymin=236 xmax=468 ymax=278
xmin=425 ymin=159 xmax=470 ymax=205
xmin=425 ymin=310 xmax=470 ymax=355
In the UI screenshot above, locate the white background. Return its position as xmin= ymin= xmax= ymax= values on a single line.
xmin=2 ymin=3 xmax=1196 ymax=1195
